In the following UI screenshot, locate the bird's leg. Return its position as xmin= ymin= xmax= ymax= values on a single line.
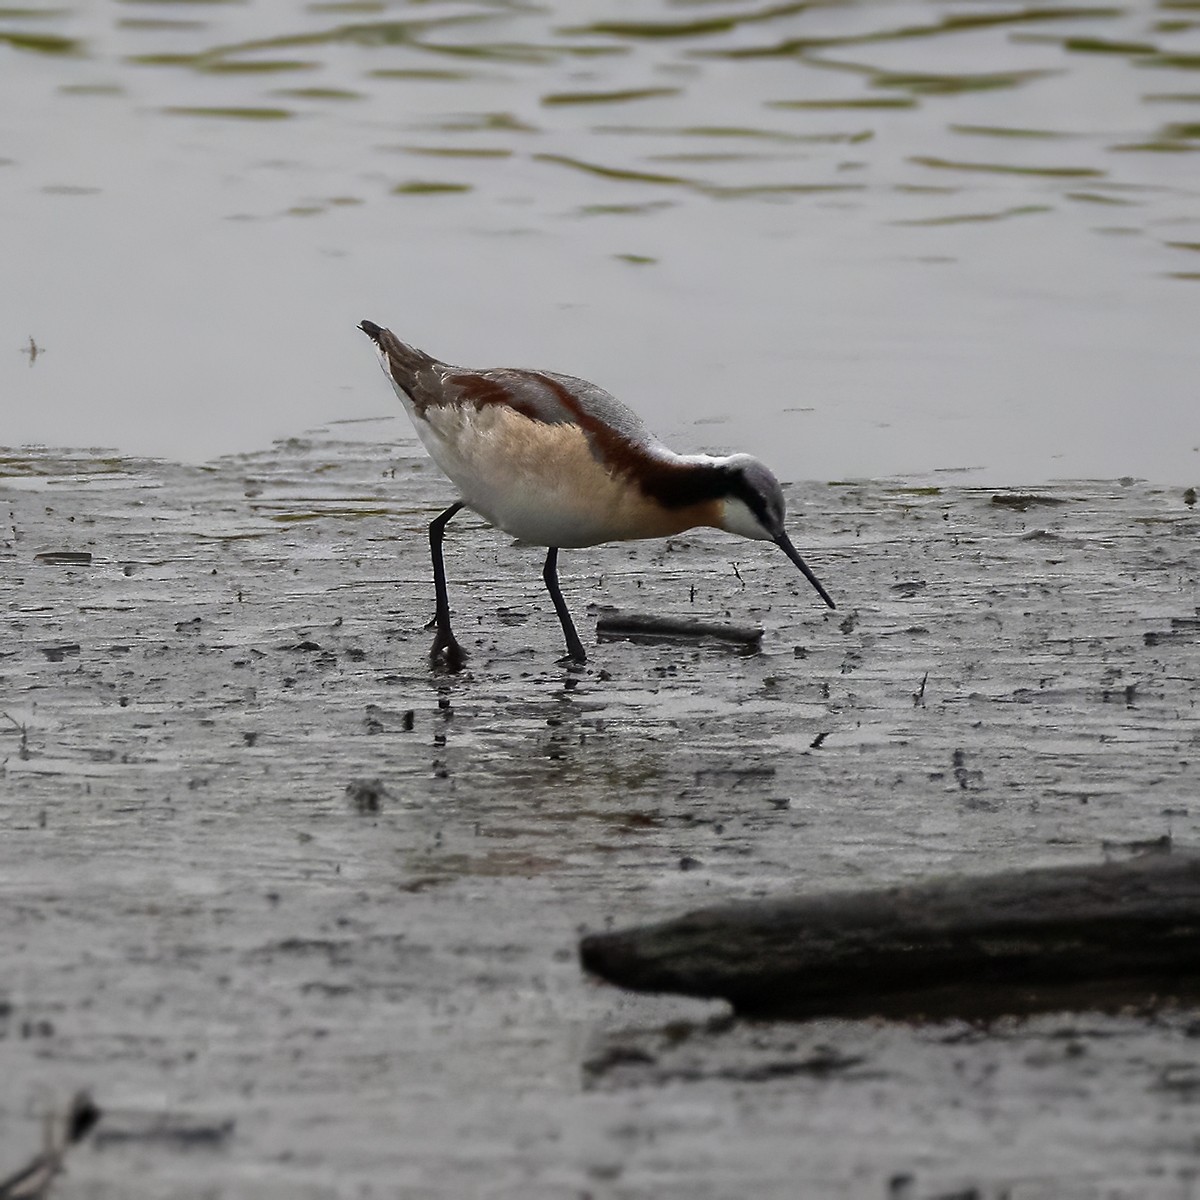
xmin=428 ymin=501 xmax=466 ymax=671
xmin=542 ymin=547 xmax=586 ymax=665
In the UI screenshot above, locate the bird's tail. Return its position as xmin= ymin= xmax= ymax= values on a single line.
xmin=358 ymin=320 xmax=438 ymax=395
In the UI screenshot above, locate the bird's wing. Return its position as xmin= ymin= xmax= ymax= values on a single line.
xmin=359 ymin=321 xmax=672 ymax=477
xmin=442 ymin=368 xmax=656 ymax=445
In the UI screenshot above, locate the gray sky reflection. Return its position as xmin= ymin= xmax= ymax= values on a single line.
xmin=1 ymin=0 xmax=1197 ymax=483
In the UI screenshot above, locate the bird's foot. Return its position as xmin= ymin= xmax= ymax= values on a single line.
xmin=556 ymin=645 xmax=587 ymax=669
xmin=430 ymin=629 xmax=467 ymax=674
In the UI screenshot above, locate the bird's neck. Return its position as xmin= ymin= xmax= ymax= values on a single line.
xmin=630 ymin=448 xmax=734 ymax=510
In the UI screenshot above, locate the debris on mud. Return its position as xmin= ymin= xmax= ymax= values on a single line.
xmin=581 ymin=852 xmax=1200 ymax=1021
xmin=596 ymin=612 xmax=764 ymax=648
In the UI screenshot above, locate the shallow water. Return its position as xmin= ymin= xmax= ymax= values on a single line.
xmin=2 ymin=439 xmax=1199 ymax=1195
xmin=2 ymin=0 xmax=1198 ymax=481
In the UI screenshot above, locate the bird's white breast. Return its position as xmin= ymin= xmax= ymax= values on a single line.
xmin=408 ymin=401 xmax=667 ymax=548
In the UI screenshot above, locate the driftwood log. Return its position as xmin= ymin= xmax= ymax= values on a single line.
xmin=580 ymin=852 xmax=1200 ymax=1021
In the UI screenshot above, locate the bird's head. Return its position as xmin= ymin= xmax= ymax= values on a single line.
xmin=716 ymin=454 xmax=836 ymax=610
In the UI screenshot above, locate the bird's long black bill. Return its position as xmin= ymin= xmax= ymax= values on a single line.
xmin=775 ymin=532 xmax=837 ymax=610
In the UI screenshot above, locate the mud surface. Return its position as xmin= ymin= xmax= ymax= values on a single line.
xmin=2 ymin=434 xmax=1199 ymax=1198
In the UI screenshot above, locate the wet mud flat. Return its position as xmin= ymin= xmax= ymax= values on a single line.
xmin=1 ymin=434 xmax=1199 ymax=1199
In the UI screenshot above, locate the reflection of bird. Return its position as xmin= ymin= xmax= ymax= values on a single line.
xmin=359 ymin=320 xmax=836 ymax=670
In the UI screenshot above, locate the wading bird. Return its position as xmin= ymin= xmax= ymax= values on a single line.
xmin=359 ymin=320 xmax=835 ymax=670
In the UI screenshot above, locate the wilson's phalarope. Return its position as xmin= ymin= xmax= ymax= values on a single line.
xmin=359 ymin=320 xmax=835 ymax=669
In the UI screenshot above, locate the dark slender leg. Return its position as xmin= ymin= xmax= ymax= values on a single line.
xmin=428 ymin=501 xmax=466 ymax=671
xmin=542 ymin=547 xmax=586 ymax=665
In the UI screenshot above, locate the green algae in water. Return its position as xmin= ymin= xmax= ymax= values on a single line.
xmin=59 ymin=82 xmax=124 ymax=95
xmin=369 ymin=67 xmax=472 ymax=80
xmin=769 ymin=96 xmax=916 ymax=109
xmin=1110 ymin=140 xmax=1198 ymax=152
xmin=0 ymin=29 xmax=81 ymax=53
xmin=391 ymin=180 xmax=472 ymax=194
xmin=118 ymin=17 xmax=206 ymax=30
xmin=429 ymin=112 xmax=539 ymax=134
xmin=533 ymin=153 xmax=691 ymax=186
xmin=712 ymin=6 xmax=1122 ymax=57
xmin=949 ymin=123 xmax=1078 ymax=139
xmin=563 ymin=3 xmax=810 ymax=40
xmin=272 ymin=86 xmax=362 ymax=100
xmin=872 ymin=67 xmax=1058 ymax=94
xmin=592 ymin=123 xmax=812 ymax=143
xmin=307 ymin=0 xmax=385 ymax=11
xmin=1065 ymin=191 xmax=1137 ymax=205
xmin=893 ymin=205 xmax=1053 ymax=225
xmin=1063 ymin=36 xmax=1158 ymax=54
xmin=909 ymin=155 xmax=1104 ymax=177
xmin=702 ymin=181 xmax=866 ymax=198
xmin=163 ymin=105 xmax=294 ymax=119
xmin=576 ymin=201 xmax=677 ymax=216
xmin=400 ymin=146 xmax=512 ymax=158
xmin=541 ymin=86 xmax=681 ymax=106
xmin=198 ymin=58 xmax=319 ymax=73
xmin=1140 ymin=52 xmax=1200 ymax=68
xmin=128 ymin=52 xmax=201 ymax=65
